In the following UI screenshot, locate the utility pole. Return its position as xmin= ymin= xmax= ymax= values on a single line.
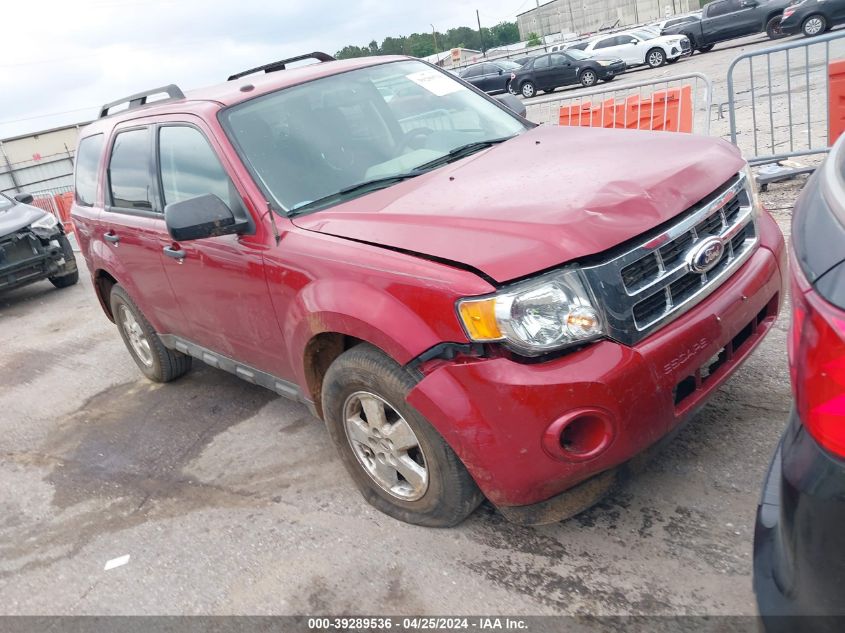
xmin=477 ymin=9 xmax=486 ymax=55
xmin=431 ymin=24 xmax=439 ymax=53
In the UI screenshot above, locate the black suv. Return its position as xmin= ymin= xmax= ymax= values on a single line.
xmin=0 ymin=192 xmax=78 ymax=292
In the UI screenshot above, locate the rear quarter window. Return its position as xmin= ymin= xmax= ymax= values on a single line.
xmin=75 ymin=134 xmax=104 ymax=207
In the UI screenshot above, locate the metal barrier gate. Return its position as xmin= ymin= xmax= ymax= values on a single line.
xmin=524 ymin=72 xmax=713 ymax=135
xmin=727 ymin=30 xmax=845 ymax=165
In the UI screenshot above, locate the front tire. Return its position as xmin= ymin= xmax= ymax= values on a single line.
xmin=698 ymin=44 xmax=715 ymax=53
xmin=646 ymin=48 xmax=666 ymax=68
xmin=48 ymin=234 xmax=79 ymax=288
xmin=321 ymin=344 xmax=483 ymax=527
xmin=579 ymin=69 xmax=597 ymax=87
xmin=110 ymin=285 xmax=192 ymax=383
xmin=520 ymin=81 xmax=536 ymax=98
xmin=802 ymin=14 xmax=827 ymax=37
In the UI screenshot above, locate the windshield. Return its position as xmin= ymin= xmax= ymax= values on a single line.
xmin=565 ymin=49 xmax=590 ymax=61
xmin=221 ymin=60 xmax=527 ymax=214
xmin=631 ymin=29 xmax=659 ymax=40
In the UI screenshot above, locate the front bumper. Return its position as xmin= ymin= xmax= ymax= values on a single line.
xmin=407 ymin=211 xmax=785 ymax=513
xmin=754 ymin=410 xmax=845 ymax=629
xmin=597 ymin=64 xmax=626 ymax=79
xmin=0 ymin=229 xmax=75 ymax=291
xmin=778 ymin=16 xmax=802 ymax=35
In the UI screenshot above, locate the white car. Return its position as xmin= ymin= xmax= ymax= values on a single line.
xmin=580 ymin=28 xmax=691 ymax=68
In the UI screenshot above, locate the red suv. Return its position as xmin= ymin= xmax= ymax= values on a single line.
xmin=72 ymin=53 xmax=785 ymax=527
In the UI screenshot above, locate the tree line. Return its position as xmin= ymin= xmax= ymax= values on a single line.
xmin=335 ymin=21 xmax=522 ymax=60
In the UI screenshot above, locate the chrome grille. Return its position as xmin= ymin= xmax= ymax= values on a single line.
xmin=582 ymin=173 xmax=759 ymax=346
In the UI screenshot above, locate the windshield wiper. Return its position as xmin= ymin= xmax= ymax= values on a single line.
xmin=413 ymin=136 xmax=514 ymax=171
xmin=290 ymin=171 xmax=427 ymax=215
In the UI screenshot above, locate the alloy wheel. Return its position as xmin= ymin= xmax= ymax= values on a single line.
xmin=805 ymin=17 xmax=825 ymax=36
xmin=648 ymin=50 xmax=664 ymax=67
xmin=343 ymin=391 xmax=429 ymax=501
xmin=119 ymin=305 xmax=153 ymax=367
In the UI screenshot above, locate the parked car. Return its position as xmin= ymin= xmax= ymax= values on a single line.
xmin=0 ymin=192 xmax=78 ymax=293
xmin=579 ymin=29 xmax=691 ymax=68
xmin=511 ymin=49 xmax=626 ymax=97
xmin=459 ymin=60 xmax=523 ymax=94
xmin=664 ymin=0 xmax=793 ymax=52
xmin=73 ymin=52 xmax=784 ymax=528
xmin=754 ymin=141 xmax=845 ymax=629
xmin=779 ymin=0 xmax=845 ymax=37
xmin=651 ymin=14 xmax=702 ymax=34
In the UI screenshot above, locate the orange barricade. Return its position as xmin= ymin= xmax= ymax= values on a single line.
xmin=54 ymin=192 xmax=75 ymax=235
xmin=829 ymin=60 xmax=845 ymax=145
xmin=559 ymin=85 xmax=693 ymax=133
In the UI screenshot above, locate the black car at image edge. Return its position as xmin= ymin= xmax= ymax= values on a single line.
xmin=753 ymin=135 xmax=845 ymax=631
xmin=459 ymin=60 xmax=523 ymax=95
xmin=510 ymin=49 xmax=625 ymax=98
xmin=0 ymin=192 xmax=78 ymax=292
xmin=779 ymin=0 xmax=845 ymax=37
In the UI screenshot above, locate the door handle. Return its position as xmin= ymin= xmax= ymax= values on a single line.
xmin=163 ymin=245 xmax=186 ymax=262
xmin=104 ymin=232 xmax=119 ymax=245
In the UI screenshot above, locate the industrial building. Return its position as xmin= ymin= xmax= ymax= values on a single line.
xmin=0 ymin=122 xmax=86 ymax=197
xmin=517 ymin=0 xmax=701 ymax=39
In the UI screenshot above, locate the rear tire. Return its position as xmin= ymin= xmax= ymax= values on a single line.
xmin=698 ymin=44 xmax=715 ymax=53
xmin=110 ymin=285 xmax=192 ymax=383
xmin=521 ymin=81 xmax=536 ymax=98
xmin=802 ymin=14 xmax=827 ymax=37
xmin=646 ymin=47 xmax=666 ymax=68
xmin=766 ymin=16 xmax=786 ymax=39
xmin=542 ymin=87 xmax=557 ymax=94
xmin=321 ymin=344 xmax=483 ymax=527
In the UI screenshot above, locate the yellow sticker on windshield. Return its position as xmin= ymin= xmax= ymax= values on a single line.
xmin=406 ymin=70 xmax=465 ymax=96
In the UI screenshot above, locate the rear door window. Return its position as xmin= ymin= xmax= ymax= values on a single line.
xmin=108 ymin=128 xmax=154 ymax=211
xmin=75 ymin=134 xmax=104 ymax=207
xmin=534 ymin=55 xmax=550 ymax=69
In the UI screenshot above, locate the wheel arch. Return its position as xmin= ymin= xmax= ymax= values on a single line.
xmin=287 ymin=279 xmax=468 ymax=419
xmin=93 ymin=269 xmax=119 ymax=322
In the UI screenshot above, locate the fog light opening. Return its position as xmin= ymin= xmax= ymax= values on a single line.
xmin=543 ymin=408 xmax=614 ymax=462
xmin=560 ymin=414 xmax=610 ymax=457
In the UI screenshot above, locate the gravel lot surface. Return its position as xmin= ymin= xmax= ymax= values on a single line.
xmin=0 ymin=33 xmax=819 ymax=617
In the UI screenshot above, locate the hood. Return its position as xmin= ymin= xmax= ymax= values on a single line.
xmin=0 ymin=202 xmax=48 ymax=236
xmin=292 ymin=126 xmax=745 ymax=283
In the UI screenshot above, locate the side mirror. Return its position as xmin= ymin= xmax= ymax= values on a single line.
xmin=495 ymin=94 xmax=527 ymax=118
xmin=164 ymin=193 xmax=246 ymax=241
xmin=498 ymin=68 xmax=504 ymax=75
xmin=14 ymin=192 xmax=34 ymax=205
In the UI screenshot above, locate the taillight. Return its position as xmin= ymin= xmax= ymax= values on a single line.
xmin=790 ymin=258 xmax=845 ymax=457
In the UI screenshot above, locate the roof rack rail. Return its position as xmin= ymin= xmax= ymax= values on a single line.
xmin=99 ymin=85 xmax=185 ymax=119
xmin=227 ymin=52 xmax=336 ymax=81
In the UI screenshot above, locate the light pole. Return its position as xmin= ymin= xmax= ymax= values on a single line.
xmin=431 ymin=24 xmax=439 ymax=54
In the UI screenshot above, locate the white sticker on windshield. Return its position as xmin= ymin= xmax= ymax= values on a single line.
xmin=406 ymin=70 xmax=465 ymax=96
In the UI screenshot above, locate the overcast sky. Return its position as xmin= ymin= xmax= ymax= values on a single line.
xmin=1 ymin=0 xmax=533 ymax=139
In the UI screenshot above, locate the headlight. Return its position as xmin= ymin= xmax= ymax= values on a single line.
xmin=598 ymin=60 xmax=612 ymax=66
xmin=30 ymin=212 xmax=59 ymax=233
xmin=743 ymin=164 xmax=763 ymax=219
xmin=457 ymin=268 xmax=604 ymax=356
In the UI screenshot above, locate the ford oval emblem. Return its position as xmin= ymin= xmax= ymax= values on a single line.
xmin=688 ymin=237 xmax=725 ymax=274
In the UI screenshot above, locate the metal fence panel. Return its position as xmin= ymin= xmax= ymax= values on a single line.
xmin=523 ymin=72 xmax=713 ymax=135
xmin=727 ymin=30 xmax=845 ymax=165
